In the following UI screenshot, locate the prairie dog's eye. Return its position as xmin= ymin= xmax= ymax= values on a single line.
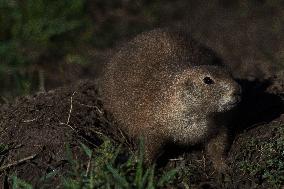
xmin=203 ymin=77 xmax=214 ymax=85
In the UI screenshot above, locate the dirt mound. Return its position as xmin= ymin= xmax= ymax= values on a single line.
xmin=0 ymin=80 xmax=116 ymax=187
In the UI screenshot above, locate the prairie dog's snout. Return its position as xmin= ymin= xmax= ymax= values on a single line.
xmin=219 ymin=80 xmax=242 ymax=111
xmin=230 ymin=84 xmax=242 ymax=104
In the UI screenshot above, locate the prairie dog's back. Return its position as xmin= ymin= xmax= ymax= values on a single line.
xmin=101 ymin=28 xmax=224 ymax=137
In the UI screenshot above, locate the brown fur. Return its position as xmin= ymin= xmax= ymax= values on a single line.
xmin=100 ymin=28 xmax=241 ymax=171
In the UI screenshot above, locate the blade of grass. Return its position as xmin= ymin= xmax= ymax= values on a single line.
xmin=106 ymin=164 xmax=129 ymax=188
xmin=135 ymin=138 xmax=145 ymax=188
xmin=157 ymin=168 xmax=178 ymax=187
xmin=11 ymin=176 xmax=33 ymax=189
xmin=79 ymin=142 xmax=92 ymax=158
xmin=146 ymin=166 xmax=155 ymax=189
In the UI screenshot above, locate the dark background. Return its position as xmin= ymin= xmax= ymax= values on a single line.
xmin=0 ymin=0 xmax=283 ymax=100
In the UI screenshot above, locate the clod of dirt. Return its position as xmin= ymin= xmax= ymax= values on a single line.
xmin=228 ymin=118 xmax=284 ymax=189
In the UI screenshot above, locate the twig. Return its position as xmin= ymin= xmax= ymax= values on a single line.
xmin=117 ymin=127 xmax=132 ymax=149
xmin=59 ymin=91 xmax=76 ymax=130
xmin=66 ymin=91 xmax=76 ymax=125
xmin=92 ymin=130 xmax=105 ymax=136
xmin=169 ymin=157 xmax=184 ymax=161
xmin=86 ymin=153 xmax=92 ymax=176
xmin=23 ymin=118 xmax=38 ymax=123
xmin=75 ymin=101 xmax=103 ymax=114
xmin=59 ymin=122 xmax=75 ymax=131
xmin=0 ymin=154 xmax=37 ymax=171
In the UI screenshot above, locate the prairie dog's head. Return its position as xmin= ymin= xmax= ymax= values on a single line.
xmin=175 ymin=65 xmax=241 ymax=115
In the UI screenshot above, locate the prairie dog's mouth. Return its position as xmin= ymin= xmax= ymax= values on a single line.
xmin=228 ymin=95 xmax=241 ymax=105
xmin=226 ymin=95 xmax=241 ymax=108
xmin=219 ymin=95 xmax=241 ymax=112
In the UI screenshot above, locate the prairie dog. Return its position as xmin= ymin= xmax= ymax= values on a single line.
xmin=100 ymin=28 xmax=241 ymax=171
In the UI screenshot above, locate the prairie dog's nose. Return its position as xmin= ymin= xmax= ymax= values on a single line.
xmin=231 ymin=82 xmax=242 ymax=96
xmin=229 ymin=82 xmax=242 ymax=103
xmin=223 ymin=80 xmax=241 ymax=96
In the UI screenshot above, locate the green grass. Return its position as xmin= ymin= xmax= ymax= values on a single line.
xmin=0 ymin=0 xmax=89 ymax=64
xmin=0 ymin=0 xmax=92 ymax=98
xmin=10 ymin=135 xmax=178 ymax=188
xmin=0 ymin=0 xmax=161 ymax=98
xmin=61 ymin=138 xmax=178 ymax=188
